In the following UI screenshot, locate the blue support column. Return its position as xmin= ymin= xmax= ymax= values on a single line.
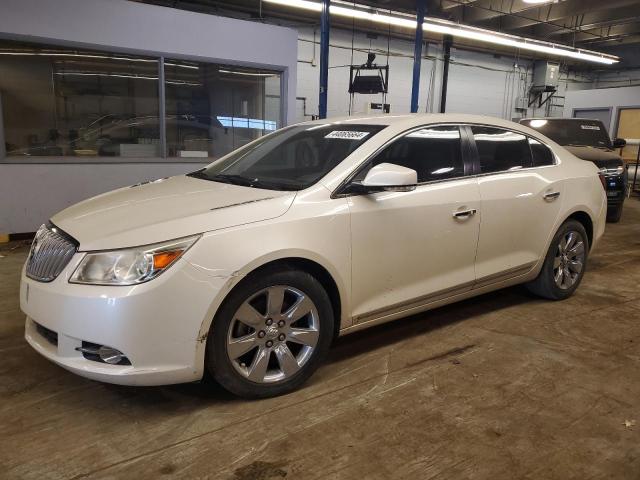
xmin=410 ymin=0 xmax=426 ymax=113
xmin=318 ymin=0 xmax=330 ymax=119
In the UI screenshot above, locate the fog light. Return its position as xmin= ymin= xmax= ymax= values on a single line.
xmin=98 ymin=346 xmax=126 ymax=365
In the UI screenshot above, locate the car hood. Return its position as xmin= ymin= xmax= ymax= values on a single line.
xmin=51 ymin=175 xmax=296 ymax=251
xmin=564 ymin=146 xmax=623 ymax=169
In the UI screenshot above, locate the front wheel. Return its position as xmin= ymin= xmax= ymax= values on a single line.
xmin=526 ymin=219 xmax=588 ymax=300
xmin=206 ymin=268 xmax=334 ymax=398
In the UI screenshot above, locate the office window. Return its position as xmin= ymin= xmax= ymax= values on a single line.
xmin=0 ymin=40 xmax=285 ymax=161
xmin=164 ymin=61 xmax=281 ymax=159
xmin=471 ymin=126 xmax=532 ymax=173
xmin=0 ymin=40 xmax=160 ymax=158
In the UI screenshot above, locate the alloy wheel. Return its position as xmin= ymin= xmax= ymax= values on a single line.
xmin=226 ymin=285 xmax=320 ymax=383
xmin=553 ymin=230 xmax=585 ymax=290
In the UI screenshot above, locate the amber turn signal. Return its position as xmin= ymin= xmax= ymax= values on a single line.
xmin=153 ymin=251 xmax=182 ymax=269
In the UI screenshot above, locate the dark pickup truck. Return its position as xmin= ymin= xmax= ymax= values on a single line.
xmin=520 ymin=117 xmax=627 ymax=222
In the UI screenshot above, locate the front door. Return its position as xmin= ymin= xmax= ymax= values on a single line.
xmin=346 ymin=125 xmax=480 ymax=323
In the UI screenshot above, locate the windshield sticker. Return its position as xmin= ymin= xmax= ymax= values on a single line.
xmin=325 ymin=131 xmax=370 ymax=140
xmin=580 ymin=125 xmax=601 ymax=130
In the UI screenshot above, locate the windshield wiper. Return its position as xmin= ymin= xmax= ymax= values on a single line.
xmin=208 ymin=174 xmax=261 ymax=187
xmin=188 ymin=171 xmax=254 ymax=186
xmin=187 ymin=169 xmax=210 ymax=180
xmin=190 ymin=171 xmax=302 ymax=191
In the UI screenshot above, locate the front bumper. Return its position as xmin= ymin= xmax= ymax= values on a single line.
xmin=21 ymin=254 xmax=229 ymax=386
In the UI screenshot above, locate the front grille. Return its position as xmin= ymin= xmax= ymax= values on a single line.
xmin=34 ymin=321 xmax=58 ymax=346
xmin=26 ymin=224 xmax=77 ymax=282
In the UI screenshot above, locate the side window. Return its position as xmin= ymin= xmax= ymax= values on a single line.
xmin=471 ymin=126 xmax=532 ymax=174
xmin=356 ymin=125 xmax=464 ymax=183
xmin=529 ymin=138 xmax=555 ymax=167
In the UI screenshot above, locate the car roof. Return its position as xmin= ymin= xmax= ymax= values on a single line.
xmin=520 ymin=117 xmax=604 ymax=123
xmin=299 ymin=113 xmax=525 ymax=130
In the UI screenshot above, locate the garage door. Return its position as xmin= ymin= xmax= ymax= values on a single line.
xmin=616 ymin=108 xmax=640 ymax=163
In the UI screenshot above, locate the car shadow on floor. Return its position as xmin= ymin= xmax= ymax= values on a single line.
xmin=327 ymin=285 xmax=536 ymax=364
xmin=101 ymin=284 xmax=538 ymax=404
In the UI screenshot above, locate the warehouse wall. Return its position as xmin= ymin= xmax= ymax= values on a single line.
xmin=0 ymin=0 xmax=298 ymax=233
xmin=595 ymin=69 xmax=640 ymax=89
xmin=293 ymin=25 xmax=595 ymax=123
xmin=564 ymin=85 xmax=640 ymax=136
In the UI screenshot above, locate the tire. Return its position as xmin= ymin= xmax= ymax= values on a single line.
xmin=607 ymin=203 xmax=623 ymax=223
xmin=206 ymin=267 xmax=334 ymax=399
xmin=526 ymin=219 xmax=589 ymax=300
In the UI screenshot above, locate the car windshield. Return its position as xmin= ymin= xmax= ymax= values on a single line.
xmin=520 ymin=119 xmax=611 ymax=149
xmin=188 ymin=123 xmax=386 ymax=191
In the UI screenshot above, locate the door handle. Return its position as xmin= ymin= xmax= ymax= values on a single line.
xmin=453 ymin=208 xmax=477 ymax=219
xmin=543 ymin=191 xmax=561 ymax=201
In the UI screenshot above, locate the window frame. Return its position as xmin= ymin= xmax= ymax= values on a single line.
xmin=333 ymin=123 xmax=475 ymax=198
xmin=463 ymin=123 xmax=558 ymax=177
xmin=333 ymin=122 xmax=559 ymax=198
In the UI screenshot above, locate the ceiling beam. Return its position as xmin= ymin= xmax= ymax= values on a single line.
xmin=542 ymin=9 xmax=640 ymax=35
xmin=579 ymin=33 xmax=640 ymax=46
xmin=520 ymin=6 xmax=640 ymax=45
xmin=441 ymin=0 xmax=554 ymax=23
xmin=490 ymin=0 xmax=639 ymax=32
xmin=560 ymin=22 xmax=640 ymax=44
xmin=439 ymin=0 xmax=480 ymax=11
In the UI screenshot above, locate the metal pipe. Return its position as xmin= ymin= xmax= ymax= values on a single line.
xmin=318 ymin=0 xmax=330 ymax=119
xmin=0 ymin=91 xmax=6 ymax=160
xmin=410 ymin=0 xmax=426 ymax=114
xmin=158 ymin=57 xmax=167 ymax=158
xmin=439 ymin=35 xmax=453 ymax=114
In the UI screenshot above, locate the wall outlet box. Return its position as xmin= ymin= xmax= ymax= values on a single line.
xmin=515 ymin=97 xmax=528 ymax=110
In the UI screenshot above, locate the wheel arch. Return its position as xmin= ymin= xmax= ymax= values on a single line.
xmin=199 ymin=251 xmax=347 ymax=344
xmin=566 ymin=210 xmax=594 ymax=250
xmin=240 ymin=257 xmax=343 ymax=342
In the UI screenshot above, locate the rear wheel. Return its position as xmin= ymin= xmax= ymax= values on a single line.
xmin=607 ymin=202 xmax=623 ymax=223
xmin=526 ymin=219 xmax=588 ymax=300
xmin=206 ymin=268 xmax=334 ymax=398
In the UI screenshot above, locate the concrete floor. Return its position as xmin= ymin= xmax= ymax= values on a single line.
xmin=2 ymin=202 xmax=640 ymax=480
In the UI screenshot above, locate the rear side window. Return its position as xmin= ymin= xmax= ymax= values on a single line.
xmin=360 ymin=125 xmax=464 ymax=183
xmin=471 ymin=126 xmax=532 ymax=174
xmin=529 ymin=138 xmax=555 ymax=167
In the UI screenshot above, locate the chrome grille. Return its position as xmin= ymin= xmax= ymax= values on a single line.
xmin=26 ymin=224 xmax=77 ymax=282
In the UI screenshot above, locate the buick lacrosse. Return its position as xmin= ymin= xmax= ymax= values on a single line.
xmin=22 ymin=114 xmax=606 ymax=398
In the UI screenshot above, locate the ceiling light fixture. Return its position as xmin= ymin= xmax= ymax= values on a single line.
xmin=263 ymin=0 xmax=619 ymax=65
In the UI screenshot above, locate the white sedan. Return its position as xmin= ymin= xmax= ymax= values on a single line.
xmin=21 ymin=114 xmax=606 ymax=398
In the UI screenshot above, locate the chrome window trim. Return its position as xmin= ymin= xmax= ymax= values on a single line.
xmin=332 ymin=122 xmax=559 ymax=198
xmin=466 ymin=123 xmax=559 ymax=170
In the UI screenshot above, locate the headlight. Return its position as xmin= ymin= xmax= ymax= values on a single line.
xmin=69 ymin=235 xmax=200 ymax=285
xmin=600 ymin=165 xmax=625 ymax=176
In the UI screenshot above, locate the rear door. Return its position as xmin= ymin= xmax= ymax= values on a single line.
xmin=467 ymin=125 xmax=563 ymax=284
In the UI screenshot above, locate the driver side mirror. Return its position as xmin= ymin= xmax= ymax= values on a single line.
xmin=351 ymin=163 xmax=418 ymax=194
xmin=613 ymin=137 xmax=627 ymax=149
